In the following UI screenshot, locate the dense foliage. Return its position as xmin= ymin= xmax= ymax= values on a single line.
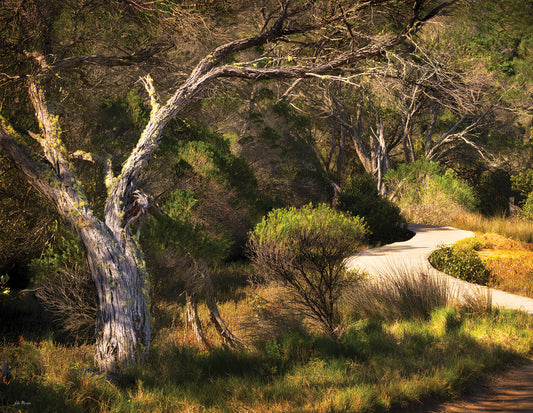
xmin=429 ymin=245 xmax=492 ymax=286
xmin=0 ymin=0 xmax=532 ymax=407
xmin=339 ymin=173 xmax=408 ymax=244
xmin=385 ymin=159 xmax=479 ymax=225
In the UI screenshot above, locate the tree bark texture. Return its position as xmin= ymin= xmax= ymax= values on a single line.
xmin=80 ymin=225 xmax=150 ymax=372
xmin=0 ymin=80 xmax=151 ymax=373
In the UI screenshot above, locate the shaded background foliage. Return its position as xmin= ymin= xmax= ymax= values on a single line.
xmin=0 ymin=0 xmax=531 ymax=344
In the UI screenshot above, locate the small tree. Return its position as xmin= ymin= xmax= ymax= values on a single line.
xmin=248 ymin=204 xmax=367 ymax=336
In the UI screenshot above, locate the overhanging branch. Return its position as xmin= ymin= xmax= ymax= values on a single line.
xmin=0 ymin=121 xmax=62 ymax=202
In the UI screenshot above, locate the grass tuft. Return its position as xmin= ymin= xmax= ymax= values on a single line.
xmin=344 ymin=263 xmax=451 ymax=321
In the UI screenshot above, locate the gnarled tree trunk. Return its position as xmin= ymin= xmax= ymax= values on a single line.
xmin=0 ymin=80 xmax=152 ymax=373
xmin=79 ymin=224 xmax=150 ymax=372
xmin=0 ymin=0 xmax=448 ymax=373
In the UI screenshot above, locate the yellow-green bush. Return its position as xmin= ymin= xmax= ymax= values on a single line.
xmin=248 ymin=204 xmax=368 ymax=336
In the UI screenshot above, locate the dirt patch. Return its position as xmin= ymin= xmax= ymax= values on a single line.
xmin=402 ymin=359 xmax=533 ymax=412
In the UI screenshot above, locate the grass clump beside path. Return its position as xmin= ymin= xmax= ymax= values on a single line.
xmin=452 ymin=211 xmax=533 ymax=244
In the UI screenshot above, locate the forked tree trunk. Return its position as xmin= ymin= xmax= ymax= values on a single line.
xmin=188 ymin=259 xmax=244 ymax=349
xmin=186 ymin=292 xmax=209 ymax=350
xmin=79 ymin=224 xmax=150 ymax=372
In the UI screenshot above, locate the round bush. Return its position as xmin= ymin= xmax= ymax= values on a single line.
xmin=248 ymin=204 xmax=368 ymax=336
xmin=429 ymin=245 xmax=492 ymax=285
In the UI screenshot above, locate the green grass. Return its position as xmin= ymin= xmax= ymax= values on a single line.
xmin=1 ymin=307 xmax=532 ymax=412
xmin=2 ymin=262 xmax=533 ymax=412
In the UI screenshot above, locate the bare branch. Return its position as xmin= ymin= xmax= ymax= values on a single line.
xmin=24 ymin=44 xmax=169 ymax=78
xmin=70 ymin=150 xmax=103 ymax=163
xmin=280 ymin=78 xmax=303 ymax=100
xmin=0 ymin=120 xmax=57 ymax=193
xmin=140 ymin=74 xmax=160 ymax=115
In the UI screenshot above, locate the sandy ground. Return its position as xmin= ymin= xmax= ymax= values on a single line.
xmin=346 ymin=224 xmax=533 ymax=412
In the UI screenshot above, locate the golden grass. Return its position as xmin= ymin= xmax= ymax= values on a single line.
xmin=474 ymin=233 xmax=533 ymax=298
xmin=2 ymin=287 xmax=533 ymax=412
xmin=449 ymin=232 xmax=533 ymax=299
xmin=451 ymin=212 xmax=533 ymax=244
xmin=487 ymin=259 xmax=533 ymax=298
xmin=1 ymin=259 xmax=532 ymax=412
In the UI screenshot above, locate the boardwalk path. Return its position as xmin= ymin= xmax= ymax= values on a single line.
xmin=345 ymin=224 xmax=533 ymax=314
xmin=346 ymin=224 xmax=533 ymax=412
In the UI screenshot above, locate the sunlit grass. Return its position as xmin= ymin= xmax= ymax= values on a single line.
xmin=444 ymin=232 xmax=533 ymax=299
xmin=451 ymin=211 xmax=533 ymax=243
xmin=1 ymin=263 xmax=533 ymax=412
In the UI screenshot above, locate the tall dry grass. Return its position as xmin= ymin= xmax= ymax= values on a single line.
xmin=343 ymin=261 xmax=492 ymax=321
xmin=451 ymin=211 xmax=533 ymax=243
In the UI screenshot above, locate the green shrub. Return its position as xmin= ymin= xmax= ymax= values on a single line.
xmin=339 ymin=173 xmax=408 ymax=244
xmin=511 ymin=168 xmax=533 ymax=196
xmin=29 ymin=228 xmax=86 ymax=286
xmin=385 ymin=159 xmax=478 ymax=225
xmin=518 ymin=192 xmax=533 ymax=221
xmin=429 ymin=245 xmax=492 ymax=285
xmin=248 ymin=204 xmax=368 ymax=336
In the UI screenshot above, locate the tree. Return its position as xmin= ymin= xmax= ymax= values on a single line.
xmin=281 ymin=79 xmax=394 ymax=198
xmin=0 ymin=0 xmax=451 ymax=373
xmin=294 ymin=80 xmax=396 ymax=196
xmin=385 ymin=47 xmax=498 ymax=165
xmin=285 ymin=42 xmax=499 ymax=196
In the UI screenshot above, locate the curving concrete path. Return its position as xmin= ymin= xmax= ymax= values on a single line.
xmin=345 ymin=224 xmax=533 ymax=315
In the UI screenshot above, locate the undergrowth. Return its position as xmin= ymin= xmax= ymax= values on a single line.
xmin=0 ymin=309 xmax=531 ymax=412
xmin=1 ymin=262 xmax=532 ymax=412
